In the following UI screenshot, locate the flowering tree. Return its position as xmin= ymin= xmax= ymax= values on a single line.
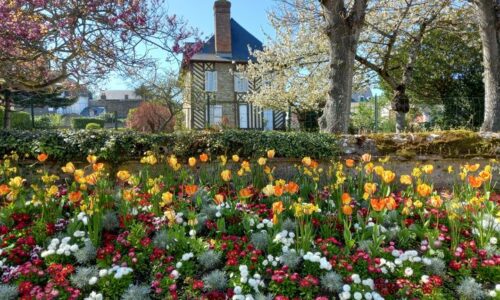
xmin=355 ymin=0 xmax=453 ymax=132
xmin=245 ymin=1 xmax=329 ymax=117
xmin=471 ymin=0 xmax=500 ymax=132
xmin=126 ymin=101 xmax=175 ymax=133
xmin=0 ymin=0 xmax=200 ymax=128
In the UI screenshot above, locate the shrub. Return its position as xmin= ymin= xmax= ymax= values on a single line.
xmin=72 ymin=117 xmax=105 ymax=129
xmin=126 ymin=101 xmax=175 ymax=133
xmin=35 ymin=114 xmax=63 ymax=129
xmin=0 ymin=130 xmax=340 ymax=165
xmin=0 ymin=108 xmax=31 ymax=129
xmin=85 ymin=123 xmax=102 ymax=130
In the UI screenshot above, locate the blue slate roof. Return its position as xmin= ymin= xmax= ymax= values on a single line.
xmin=190 ymin=18 xmax=263 ymax=63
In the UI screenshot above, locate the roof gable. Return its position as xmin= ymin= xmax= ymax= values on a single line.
xmin=190 ymin=19 xmax=263 ymax=63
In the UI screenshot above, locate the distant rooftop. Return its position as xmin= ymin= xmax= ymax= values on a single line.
xmin=190 ymin=19 xmax=263 ymax=63
xmin=99 ymin=90 xmax=141 ymax=100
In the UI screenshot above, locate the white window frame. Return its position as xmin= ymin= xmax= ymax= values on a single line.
xmin=239 ymin=104 xmax=249 ymax=129
xmin=234 ymin=72 xmax=249 ymax=93
xmin=205 ymin=71 xmax=217 ymax=92
xmin=206 ymin=104 xmax=222 ymax=125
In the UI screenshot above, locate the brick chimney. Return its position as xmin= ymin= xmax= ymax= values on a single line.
xmin=214 ymin=0 xmax=232 ymax=55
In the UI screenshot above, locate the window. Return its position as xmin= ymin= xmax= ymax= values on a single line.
xmin=124 ymin=94 xmax=129 ymax=100
xmin=100 ymin=93 xmax=106 ymax=100
xmin=263 ymin=109 xmax=273 ymax=130
xmin=239 ymin=104 xmax=248 ymax=129
xmin=234 ymin=72 xmax=249 ymax=93
xmin=206 ymin=105 xmax=222 ymax=125
xmin=205 ymin=71 xmax=217 ymax=92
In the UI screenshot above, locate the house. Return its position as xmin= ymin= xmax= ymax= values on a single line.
xmin=88 ymin=90 xmax=143 ymax=118
xmin=181 ymin=0 xmax=286 ymax=130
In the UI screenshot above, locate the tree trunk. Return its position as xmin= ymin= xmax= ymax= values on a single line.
xmin=392 ymin=86 xmax=410 ymax=133
xmin=476 ymin=0 xmax=500 ymax=132
xmin=31 ymin=103 xmax=35 ymax=129
xmin=318 ymin=0 xmax=368 ymax=134
xmin=2 ymin=92 xmax=12 ymax=129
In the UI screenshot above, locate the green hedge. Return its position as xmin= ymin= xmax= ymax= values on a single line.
xmin=0 ymin=130 xmax=340 ymax=164
xmin=0 ymin=108 xmax=31 ymax=130
xmin=72 ymin=117 xmax=105 ymax=129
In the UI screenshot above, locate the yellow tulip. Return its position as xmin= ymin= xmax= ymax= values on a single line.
xmin=116 ymin=170 xmax=131 ymax=181
xmin=161 ymin=192 xmax=173 ymax=207
xmin=267 ymin=149 xmax=276 ymax=159
xmin=220 ymin=169 xmax=232 ymax=182
xmin=61 ymin=162 xmax=76 ymax=174
xmin=232 ymin=154 xmax=240 ymax=162
xmin=257 ymin=157 xmax=267 ymax=166
xmin=400 ymin=175 xmax=412 ymax=185
xmin=188 ymin=157 xmax=197 ymax=167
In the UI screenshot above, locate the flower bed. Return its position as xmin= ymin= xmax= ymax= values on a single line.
xmin=0 ymin=151 xmax=499 ymax=299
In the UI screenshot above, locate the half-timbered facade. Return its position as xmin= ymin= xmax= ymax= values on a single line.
xmin=182 ymin=0 xmax=286 ymax=130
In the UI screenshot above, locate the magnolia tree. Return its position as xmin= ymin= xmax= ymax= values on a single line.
xmin=0 ymin=0 xmax=200 ymax=128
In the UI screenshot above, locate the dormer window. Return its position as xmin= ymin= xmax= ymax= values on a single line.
xmin=125 ymin=94 xmax=129 ymax=100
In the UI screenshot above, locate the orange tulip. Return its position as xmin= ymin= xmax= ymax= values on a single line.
xmin=267 ymin=149 xmax=276 ymax=159
xmin=274 ymin=185 xmax=284 ymax=197
xmin=468 ymin=176 xmax=483 ymax=188
xmin=417 ymin=183 xmax=432 ymax=197
xmin=37 ymin=153 xmax=48 ymax=162
xmin=345 ymin=159 xmax=355 ymax=168
xmin=214 ymin=194 xmax=225 ymax=205
xmin=68 ymin=191 xmax=83 ymax=203
xmin=272 ymin=201 xmax=284 ymax=214
xmin=385 ymin=196 xmax=397 ymax=210
xmin=285 ymin=181 xmax=299 ymax=194
xmin=465 ymin=163 xmax=480 ymax=172
xmin=361 ymin=153 xmax=372 ymax=163
xmin=239 ymin=187 xmax=253 ymax=199
xmin=342 ymin=205 xmax=353 ymax=215
xmin=85 ymin=173 xmax=99 ymax=185
xmin=479 ymin=170 xmax=491 ymax=181
xmin=370 ymin=198 xmax=386 ymax=212
xmin=199 ymin=153 xmax=209 ymax=162
xmin=341 ymin=192 xmax=352 ymax=205
xmin=92 ymin=163 xmax=105 ymax=172
xmin=0 ymin=184 xmax=10 ymax=196
xmin=184 ymin=185 xmax=198 ymax=197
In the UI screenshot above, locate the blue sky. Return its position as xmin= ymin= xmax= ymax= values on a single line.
xmin=106 ymin=0 xmax=276 ymax=90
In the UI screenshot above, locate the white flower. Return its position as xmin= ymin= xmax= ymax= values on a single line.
xmin=234 ymin=286 xmax=242 ymax=295
xmin=496 ymin=284 xmax=500 ymax=291
xmin=404 ymin=267 xmax=414 ymax=277
xmin=421 ymin=275 xmax=430 ymax=284
xmin=340 ymin=291 xmax=351 ymax=300
xmin=490 ymin=237 xmax=498 ymax=245
xmin=353 ymin=292 xmax=362 ymax=300
xmin=391 ymin=250 xmax=400 ymax=257
xmin=189 ymin=229 xmax=196 ymax=237
xmin=364 ymin=292 xmax=373 ymax=300
xmin=74 ymin=230 xmax=86 ymax=238
xmin=488 ymin=290 xmax=497 ymax=297
xmin=351 ymin=274 xmax=361 ymax=284
xmin=99 ymin=269 xmax=108 ymax=277
xmin=176 ymin=262 xmax=182 ymax=268
xmin=343 ymin=284 xmax=351 ymax=292
xmin=88 ymin=276 xmax=98 ymax=285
